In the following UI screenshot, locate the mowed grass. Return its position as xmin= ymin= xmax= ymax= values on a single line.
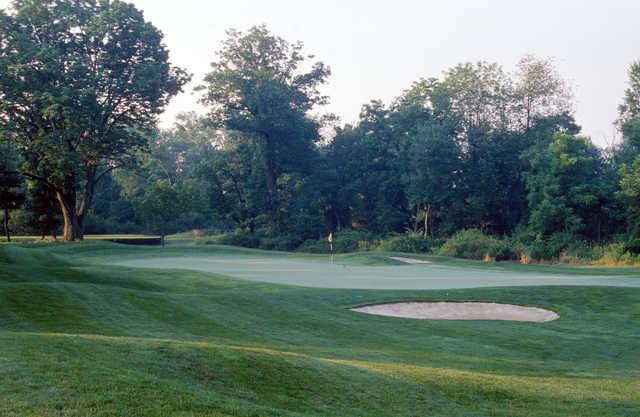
xmin=3 ymin=234 xmax=160 ymax=243
xmin=0 ymin=243 xmax=639 ymax=416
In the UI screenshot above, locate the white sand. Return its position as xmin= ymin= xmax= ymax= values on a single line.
xmin=351 ymin=301 xmax=559 ymax=322
xmin=389 ymin=256 xmax=432 ymax=264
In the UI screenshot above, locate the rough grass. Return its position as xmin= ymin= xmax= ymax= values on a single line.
xmin=0 ymin=243 xmax=639 ymax=416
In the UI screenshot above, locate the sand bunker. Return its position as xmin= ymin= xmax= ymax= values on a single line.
xmin=351 ymin=301 xmax=559 ymax=322
xmin=389 ymin=256 xmax=432 ymax=264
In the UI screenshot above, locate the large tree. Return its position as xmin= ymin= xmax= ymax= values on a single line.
xmin=0 ymin=0 xmax=189 ymax=240
xmin=525 ymin=133 xmax=606 ymax=241
xmin=513 ymin=55 xmax=572 ymax=132
xmin=133 ymin=179 xmax=181 ymax=246
xmin=328 ymin=101 xmax=409 ymax=233
xmin=0 ymin=141 xmax=24 ymax=241
xmin=115 ymin=113 xmax=225 ymax=234
xmin=199 ymin=25 xmax=330 ymax=233
xmin=617 ymin=60 xmax=640 ymax=238
xmin=405 ymin=121 xmax=460 ymax=237
xmin=617 ymin=60 xmax=640 ymax=148
xmin=438 ymin=61 xmax=512 ymax=136
xmin=619 ymin=158 xmax=640 ymax=238
xmin=23 ymin=181 xmax=62 ymax=239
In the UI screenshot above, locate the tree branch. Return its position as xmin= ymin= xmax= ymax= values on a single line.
xmin=0 ymin=170 xmax=60 ymax=193
xmin=95 ymin=164 xmax=123 ymax=184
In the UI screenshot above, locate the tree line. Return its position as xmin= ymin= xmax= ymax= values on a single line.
xmin=1 ymin=1 xmax=640 ymax=261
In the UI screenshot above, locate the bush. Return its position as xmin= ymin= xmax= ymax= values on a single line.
xmin=329 ymin=229 xmax=372 ymax=252
xmin=486 ymin=238 xmax=521 ymax=261
xmin=599 ymin=241 xmax=640 ymax=265
xmin=622 ymin=238 xmax=640 ymax=255
xmin=438 ymin=229 xmax=496 ymax=260
xmin=526 ymin=233 xmax=574 ymax=261
xmin=376 ymin=232 xmax=442 ymax=253
xmin=208 ymin=230 xmax=260 ymax=248
xmin=258 ymin=235 xmax=301 ymax=251
xmin=298 ymin=229 xmax=373 ymax=254
xmin=558 ymin=241 xmax=602 ymax=264
xmin=297 ymin=239 xmax=330 ymax=253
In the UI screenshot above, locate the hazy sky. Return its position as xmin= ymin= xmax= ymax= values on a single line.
xmin=3 ymin=0 xmax=640 ymax=146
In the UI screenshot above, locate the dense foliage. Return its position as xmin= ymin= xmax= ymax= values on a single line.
xmin=0 ymin=0 xmax=189 ymax=240
xmin=2 ymin=13 xmax=639 ymax=262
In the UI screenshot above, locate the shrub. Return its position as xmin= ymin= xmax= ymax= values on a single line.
xmin=438 ymin=229 xmax=496 ymax=260
xmin=376 ymin=232 xmax=443 ymax=253
xmin=622 ymin=238 xmax=640 ymax=255
xmin=297 ymin=239 xmax=330 ymax=253
xmin=298 ymin=229 xmax=373 ymax=253
xmin=526 ymin=233 xmax=573 ymax=261
xmin=258 ymin=235 xmax=301 ymax=251
xmin=329 ymin=229 xmax=373 ymax=252
xmin=599 ymin=241 xmax=640 ymax=265
xmin=486 ymin=238 xmax=521 ymax=261
xmin=209 ymin=230 xmax=260 ymax=248
xmin=559 ymin=241 xmax=602 ymax=264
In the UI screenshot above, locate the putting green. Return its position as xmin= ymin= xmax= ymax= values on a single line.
xmin=113 ymin=254 xmax=640 ymax=289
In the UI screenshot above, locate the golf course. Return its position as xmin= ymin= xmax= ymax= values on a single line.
xmin=1 ymin=241 xmax=639 ymax=416
xmin=1 ymin=2 xmax=640 ymax=414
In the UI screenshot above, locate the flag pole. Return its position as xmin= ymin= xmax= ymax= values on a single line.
xmin=331 ymin=242 xmax=334 ymax=264
xmin=328 ymin=232 xmax=334 ymax=265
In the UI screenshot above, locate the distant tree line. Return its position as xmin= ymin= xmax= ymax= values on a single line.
xmin=1 ymin=2 xmax=640 ymax=261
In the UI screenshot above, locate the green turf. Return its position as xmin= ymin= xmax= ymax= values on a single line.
xmin=1 ymin=242 xmax=639 ymax=416
xmin=2 ymin=235 xmax=161 ymax=245
xmin=69 ymin=240 xmax=640 ymax=290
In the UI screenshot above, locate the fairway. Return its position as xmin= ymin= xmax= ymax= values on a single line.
xmin=113 ymin=253 xmax=640 ymax=289
xmin=2 ymin=243 xmax=640 ymax=416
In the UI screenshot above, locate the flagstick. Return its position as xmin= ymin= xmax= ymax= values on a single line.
xmin=328 ymin=232 xmax=334 ymax=265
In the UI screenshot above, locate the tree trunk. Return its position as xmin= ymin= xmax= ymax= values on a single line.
xmin=264 ymin=162 xmax=276 ymax=207
xmin=263 ymin=142 xmax=278 ymax=232
xmin=53 ymin=167 xmax=98 ymax=242
xmin=77 ymin=165 xmax=97 ymax=237
xmin=3 ymin=208 xmax=10 ymax=242
xmin=57 ymin=190 xmax=82 ymax=241
xmin=413 ymin=205 xmax=420 ymax=232
xmin=423 ymin=203 xmax=431 ymax=238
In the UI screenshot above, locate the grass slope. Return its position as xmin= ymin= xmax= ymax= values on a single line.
xmin=1 ymin=243 xmax=639 ymax=416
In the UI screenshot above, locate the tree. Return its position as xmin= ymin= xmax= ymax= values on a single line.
xmin=134 ymin=180 xmax=181 ymax=246
xmin=618 ymin=158 xmax=640 ymax=237
xmin=617 ymin=61 xmax=640 ymax=147
xmin=0 ymin=172 xmax=24 ymax=242
xmin=199 ymin=25 xmax=330 ymax=233
xmin=438 ymin=61 xmax=512 ymax=136
xmin=513 ymin=55 xmax=572 ymax=132
xmin=462 ymin=129 xmax=530 ymax=234
xmin=0 ymin=0 xmax=189 ymax=241
xmin=24 ymin=181 xmax=62 ymax=239
xmin=526 ymin=133 xmax=606 ymax=241
xmin=433 ymin=57 xmax=575 ymax=233
xmin=616 ymin=60 xmax=640 ymax=239
xmin=327 ymin=102 xmax=408 ymax=233
xmin=84 ymin=172 xmax=138 ymax=234
xmin=406 ymin=121 xmax=460 ymax=237
xmin=0 ymin=142 xmax=24 ymax=241
xmin=203 ymin=134 xmax=272 ymax=232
